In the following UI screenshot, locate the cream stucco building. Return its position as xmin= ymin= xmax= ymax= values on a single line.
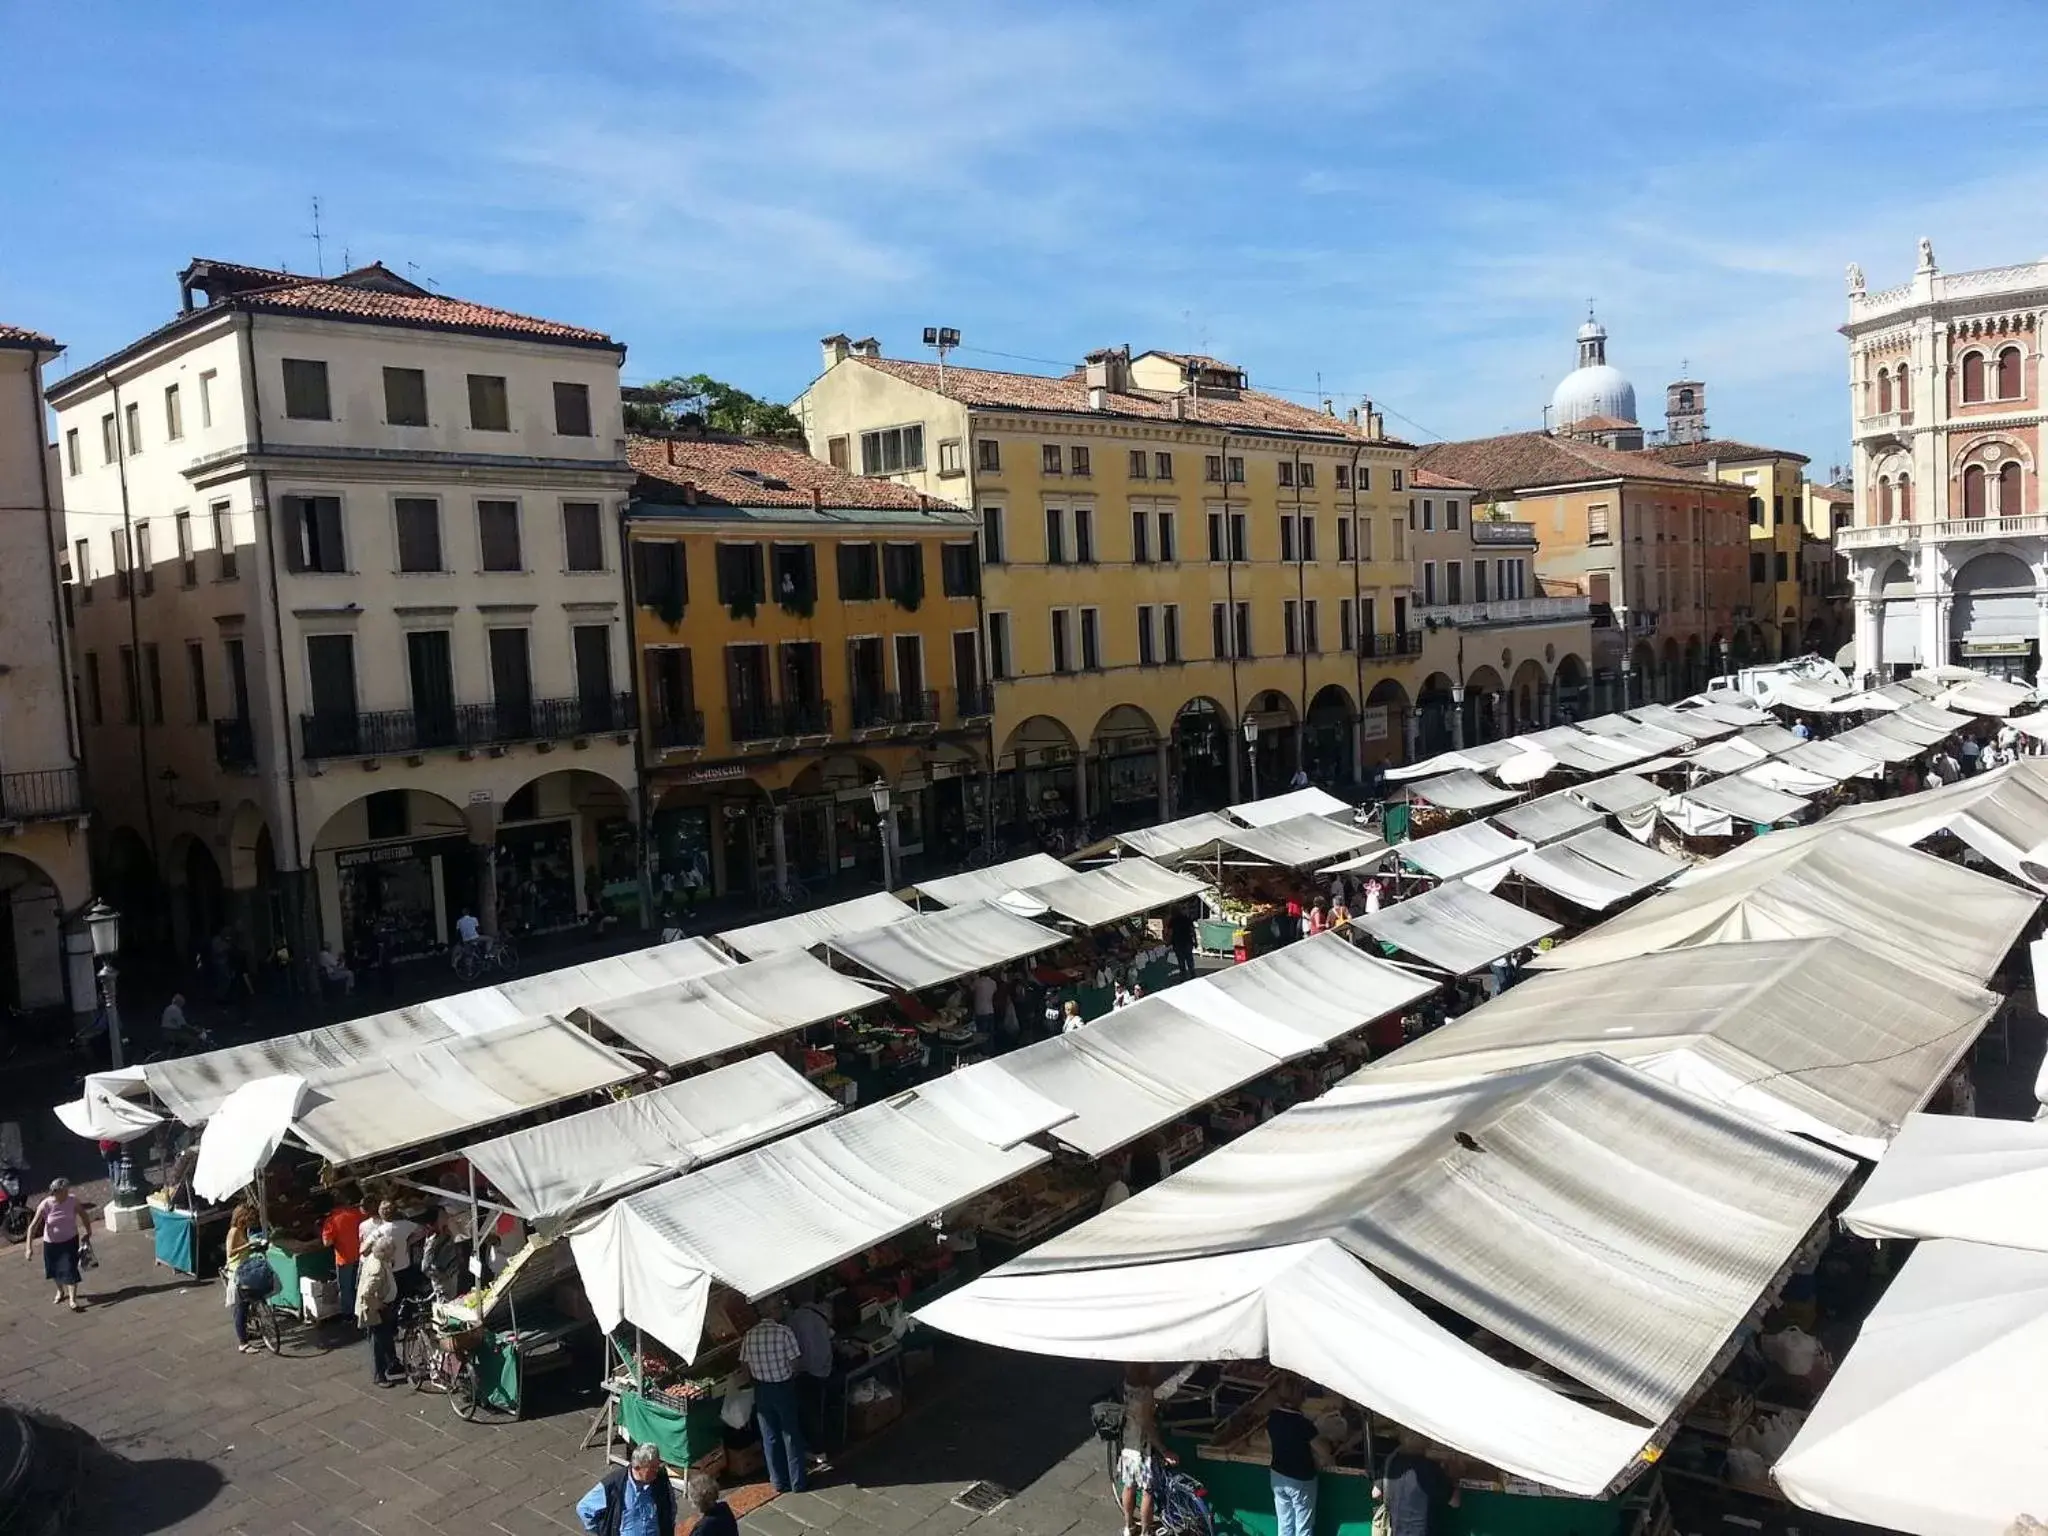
xmin=49 ymin=260 xmax=637 ymax=973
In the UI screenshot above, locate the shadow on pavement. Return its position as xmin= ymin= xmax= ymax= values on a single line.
xmin=71 ymin=1449 xmax=227 ymax=1535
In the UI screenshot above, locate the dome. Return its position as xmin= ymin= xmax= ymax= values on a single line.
xmin=1577 ymin=316 xmax=1607 ymax=344
xmin=1551 ymin=364 xmax=1637 ymax=428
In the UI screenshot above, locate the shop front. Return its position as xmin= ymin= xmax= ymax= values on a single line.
xmin=994 ymin=747 xmax=1079 ymax=833
xmin=650 ymin=801 xmax=714 ymax=924
xmin=495 ymin=818 xmax=580 ymax=935
xmin=334 ymin=834 xmax=476 ymax=960
xmin=1173 ymin=701 xmax=1231 ymax=812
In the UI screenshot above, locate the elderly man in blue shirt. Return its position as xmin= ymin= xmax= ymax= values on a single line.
xmin=575 ymin=1443 xmax=674 ymax=1536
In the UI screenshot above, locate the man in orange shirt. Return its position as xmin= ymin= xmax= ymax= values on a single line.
xmin=321 ymin=1184 xmax=367 ymax=1325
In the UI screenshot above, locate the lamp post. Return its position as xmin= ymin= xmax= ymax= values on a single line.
xmin=84 ymin=898 xmax=122 ymax=1071
xmin=1718 ymin=637 xmax=1732 ymax=679
xmin=1615 ymin=605 xmax=1632 ymax=710
xmin=870 ymin=779 xmax=896 ymax=893
xmin=1242 ymin=717 xmax=1260 ymax=802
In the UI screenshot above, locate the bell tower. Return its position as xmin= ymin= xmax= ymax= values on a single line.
xmin=1665 ymin=374 xmax=1707 ymax=444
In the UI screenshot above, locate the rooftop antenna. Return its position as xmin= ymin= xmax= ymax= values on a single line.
xmin=308 ymin=195 xmax=326 ymax=276
xmin=922 ymin=326 xmax=960 ymax=393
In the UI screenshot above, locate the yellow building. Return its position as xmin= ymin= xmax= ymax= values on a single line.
xmin=625 ymin=434 xmax=985 ymax=906
xmin=796 ymin=341 xmax=1423 ymax=830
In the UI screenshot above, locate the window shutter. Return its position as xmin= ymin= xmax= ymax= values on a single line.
xmin=282 ymin=498 xmax=307 ymax=572
xmin=315 ymin=499 xmax=345 ymax=571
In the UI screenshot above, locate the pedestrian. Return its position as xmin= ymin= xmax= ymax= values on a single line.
xmin=575 ymin=1443 xmax=675 ymax=1536
xmin=741 ymin=1298 xmax=810 ymax=1493
xmin=1061 ymin=999 xmax=1086 ymax=1033
xmin=787 ymin=1285 xmax=837 ymax=1459
xmin=971 ymin=970 xmax=999 ymax=1039
xmin=682 ymin=856 xmax=707 ymax=912
xmin=159 ymin=992 xmax=193 ymax=1048
xmin=225 ymin=1205 xmax=277 ymax=1354
xmin=1117 ymin=1364 xmax=1175 ymax=1536
xmin=97 ymin=1137 xmax=123 ymax=1193
xmin=1307 ymin=899 xmax=1330 ymax=938
xmin=360 ymin=1198 xmax=424 ymax=1296
xmin=1168 ymin=904 xmax=1197 ymax=980
xmin=356 ymin=1230 xmax=404 ymax=1386
xmin=684 ymin=1470 xmax=737 ymax=1536
xmin=24 ymin=1177 xmax=90 ymax=1312
xmin=1374 ymin=1433 xmax=1460 ymax=1536
xmin=1266 ymin=1376 xmax=1328 ymax=1536
xmin=321 ymin=1183 xmax=366 ymax=1323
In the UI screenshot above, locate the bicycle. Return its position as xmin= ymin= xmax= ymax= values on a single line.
xmin=758 ymin=874 xmax=810 ymax=910
xmin=398 ymin=1300 xmax=483 ymax=1420
xmin=450 ymin=934 xmax=519 ymax=982
xmin=1093 ymin=1398 xmax=1215 ymax=1536
xmin=223 ymin=1241 xmax=283 ymax=1355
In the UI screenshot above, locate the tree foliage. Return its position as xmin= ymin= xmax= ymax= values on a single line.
xmin=625 ymin=374 xmax=802 ymax=437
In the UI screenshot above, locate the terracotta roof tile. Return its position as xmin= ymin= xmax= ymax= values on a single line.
xmin=0 ymin=323 xmax=59 ymax=351
xmin=1564 ymin=414 xmax=1638 ymax=432
xmin=1411 ymin=466 xmax=1477 ymax=491
xmin=237 ymin=263 xmax=618 ymax=349
xmin=1638 ymin=437 xmax=1811 ymax=467
xmin=848 ymin=355 xmax=1396 ymax=444
xmin=627 ymin=434 xmax=966 ymax=517
xmin=1418 ymin=432 xmax=1728 ymax=494
xmin=1807 ymin=483 xmax=1854 ymax=504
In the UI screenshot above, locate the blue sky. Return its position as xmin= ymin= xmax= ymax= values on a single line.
xmin=4 ymin=0 xmax=2045 ymax=470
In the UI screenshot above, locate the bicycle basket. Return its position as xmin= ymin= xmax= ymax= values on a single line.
xmin=435 ymin=1321 xmax=485 ymax=1354
xmin=1089 ymin=1395 xmax=1125 ymax=1441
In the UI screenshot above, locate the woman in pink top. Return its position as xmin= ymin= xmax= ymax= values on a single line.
xmin=25 ymin=1177 xmax=91 ymax=1311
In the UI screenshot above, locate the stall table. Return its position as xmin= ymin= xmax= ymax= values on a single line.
xmin=263 ymin=1240 xmax=336 ymax=1318
xmin=149 ymin=1204 xmax=228 ymax=1279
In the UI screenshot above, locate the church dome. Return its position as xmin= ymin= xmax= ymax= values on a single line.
xmin=1550 ymin=309 xmax=1637 ymax=428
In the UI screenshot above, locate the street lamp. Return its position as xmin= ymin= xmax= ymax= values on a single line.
xmin=1242 ymin=717 xmax=1260 ymax=801
xmin=83 ymin=899 xmax=123 ymax=1070
xmin=870 ymin=779 xmax=896 ymax=892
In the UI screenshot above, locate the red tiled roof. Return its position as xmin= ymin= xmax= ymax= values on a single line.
xmin=1807 ymin=483 xmax=1854 ymax=504
xmin=847 ymin=355 xmax=1395 ymax=443
xmin=0 ymin=323 xmax=59 ymax=351
xmin=1411 ymin=466 xmax=1476 ymax=491
xmin=1418 ymin=432 xmax=1728 ymax=494
xmin=1638 ymin=438 xmax=1811 ymax=467
xmin=627 ymin=434 xmax=959 ymax=513
xmin=1565 ymin=414 xmax=1638 ymax=432
xmin=231 ymin=262 xmax=618 ymax=349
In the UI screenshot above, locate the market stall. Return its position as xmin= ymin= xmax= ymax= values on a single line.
xmin=1661 ymin=777 xmax=1812 ymax=837
xmin=1520 ymin=726 xmax=1654 ymax=774
xmin=1349 ymin=882 xmax=1561 ymax=976
xmin=913 ymin=854 xmax=1073 ymax=909
xmin=1824 ymin=757 xmax=2048 ymax=889
xmin=1827 ymin=717 xmax=1928 ymax=765
xmin=1227 ymin=786 xmax=1353 ymax=826
xmin=1835 ymin=1110 xmax=2048 ymax=1249
xmin=1393 ymin=823 xmax=1531 ymax=887
xmin=717 ymin=891 xmax=918 ymax=960
xmin=1506 ymin=827 xmax=1684 ymax=912
xmin=1936 ymin=674 xmax=2038 ymax=716
xmin=825 ymin=901 xmax=1068 ymax=993
xmin=1021 ymin=858 xmax=1207 ymax=930
xmin=1488 ymin=793 xmax=1606 ymax=848
xmin=1629 ymin=703 xmax=1739 ymax=742
xmin=1114 ymin=812 xmax=1245 ymax=864
xmin=1401 ymin=770 xmax=1524 ymax=816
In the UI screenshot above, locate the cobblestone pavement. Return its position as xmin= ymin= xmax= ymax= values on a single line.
xmin=0 ymin=1202 xmax=1117 ymax=1536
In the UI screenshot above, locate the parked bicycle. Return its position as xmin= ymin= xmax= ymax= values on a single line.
xmin=757 ymin=873 xmax=811 ymax=911
xmin=450 ymin=934 xmax=519 ymax=982
xmin=398 ymin=1299 xmax=483 ymax=1419
xmin=1092 ymin=1397 xmax=1215 ymax=1536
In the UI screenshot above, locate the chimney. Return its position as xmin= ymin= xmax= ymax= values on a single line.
xmin=810 ymin=487 xmax=823 ymax=511
xmin=820 ymin=333 xmax=851 ymax=369
xmin=666 ymin=437 xmax=679 ymax=466
xmin=682 ymin=481 xmax=697 ymax=506
xmin=1170 ymin=394 xmax=1188 ymax=421
xmin=1088 ymin=386 xmax=1108 ymax=411
xmin=851 ymin=336 xmax=881 ymax=359
xmin=1345 ymin=405 xmax=1360 ymax=427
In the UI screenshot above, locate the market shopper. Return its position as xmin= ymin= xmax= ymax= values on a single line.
xmin=1168 ymin=905 xmax=1196 ymax=980
xmin=356 ymin=1229 xmax=404 ymax=1386
xmin=225 ymin=1206 xmax=278 ymax=1353
xmin=787 ymin=1286 xmax=837 ymax=1452
xmin=321 ymin=1185 xmax=366 ymax=1322
xmin=1118 ymin=1363 xmax=1175 ymax=1536
xmin=24 ymin=1177 xmax=90 ymax=1312
xmin=360 ymin=1199 xmax=424 ymax=1295
xmin=972 ymin=970 xmax=999 ymax=1038
xmin=1061 ymin=999 xmax=1086 ymax=1033
xmin=1375 ymin=1434 xmax=1459 ymax=1536
xmin=1266 ymin=1377 xmax=1328 ymax=1536
xmin=684 ymin=1470 xmax=737 ymax=1536
xmin=741 ymin=1299 xmax=810 ymax=1493
xmin=575 ymin=1443 xmax=676 ymax=1536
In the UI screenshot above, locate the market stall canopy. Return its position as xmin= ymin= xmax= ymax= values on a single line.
xmin=717 ymin=891 xmax=917 ymax=960
xmin=1488 ymin=793 xmax=1607 ymax=847
xmin=1677 ymin=737 xmax=1772 ymax=778
xmin=1736 ymin=758 xmax=1843 ymax=797
xmin=1173 ymin=933 xmax=1435 ymax=1054
xmin=1939 ymin=676 xmax=2038 ymax=716
xmin=1373 ymin=936 xmax=1996 ymax=1158
xmin=1630 ymin=704 xmax=1737 ymax=742
xmin=1508 ymin=827 xmax=1684 ymax=911
xmin=1382 ymin=740 xmax=1529 ymax=783
xmin=194 ymin=1074 xmax=307 ymax=1202
xmin=1114 ymin=813 xmax=1244 ymax=863
xmin=144 ymin=1006 xmax=467 ymax=1125
xmin=915 ymin=854 xmax=1073 ymax=909
xmin=1739 ymin=723 xmax=1806 ymax=755
xmin=467 ymin=937 xmax=736 ymax=1029
xmin=1212 ymin=814 xmax=1385 ymax=870
xmin=1521 ymin=726 xmax=1650 ymax=773
xmin=1531 ymin=825 xmax=2036 ymax=989
xmin=1889 ymin=700 xmax=1974 ymax=744
xmin=1350 ymin=881 xmax=1560 ymax=975
xmin=1228 ymin=786 xmax=1352 ymax=825
xmin=826 ymin=901 xmax=1067 ymax=991
xmin=1566 ymin=773 xmax=1666 ymax=816
xmin=920 ymin=1236 xmax=1656 ymax=1498
xmin=578 ymin=950 xmax=887 ymax=1068
xmin=1767 ymin=737 xmax=1884 ymax=787
xmin=1824 ymin=758 xmax=2048 ymax=890
xmin=1578 ymin=714 xmax=1694 ymax=754
xmin=1320 ymin=843 xmax=1396 ymax=875
xmin=1665 ymin=776 xmax=1811 ymax=832
xmin=53 ymin=1067 xmax=162 ymax=1144
xmin=1023 ymin=859 xmax=1208 ymax=928
xmin=568 ymin=1089 xmax=1049 ymax=1357
xmin=1683 ymin=699 xmax=1774 ymax=729
xmin=1773 ymin=1239 xmax=2048 ymax=1536
xmin=1826 ymin=717 xmax=1928 ymax=763
xmin=461 ymin=1054 xmax=839 ymax=1225
xmin=1490 ymin=747 xmax=1561 ymax=786
xmin=289 ymin=1015 xmax=641 ymax=1167
xmin=950 ymin=1054 xmax=1850 ymax=1428
xmin=1839 ymin=1112 xmax=2048 ymax=1250
xmin=1401 ymin=770 xmax=1523 ymax=813
xmin=1395 ymin=822 xmax=1531 ymax=885
xmin=1771 ymin=680 xmax=1855 ymax=713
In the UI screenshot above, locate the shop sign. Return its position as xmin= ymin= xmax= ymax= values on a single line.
xmin=1359 ymin=706 xmax=1391 ymax=742
xmin=682 ymin=763 xmax=753 ymax=784
xmin=468 ymin=789 xmax=494 ymax=804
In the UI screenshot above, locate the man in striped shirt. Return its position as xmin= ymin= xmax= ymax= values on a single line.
xmin=741 ymin=1300 xmax=809 ymax=1493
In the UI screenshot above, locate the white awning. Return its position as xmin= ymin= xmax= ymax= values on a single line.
xmin=1567 ymin=773 xmax=1666 ymax=815
xmin=1023 ymin=859 xmax=1209 ymax=928
xmin=1938 ymin=676 xmax=2037 ymax=716
xmin=718 ymin=891 xmax=918 ymax=960
xmin=827 ymin=901 xmax=1067 ymax=990
xmin=1114 ymin=813 xmax=1244 ymax=863
xmin=1492 ymin=747 xmax=1561 ymax=785
xmin=53 ymin=1068 xmax=162 ymax=1144
xmin=1680 ymin=737 xmax=1772 ymax=778
xmin=1396 ymin=822 xmax=1531 ymax=884
xmin=1826 ymin=759 xmax=2048 ymax=889
xmin=1320 ymin=843 xmax=1395 ymax=874
xmin=461 ymin=1055 xmax=839 ymax=1224
xmin=1839 ymin=1112 xmax=2048 ymax=1250
xmin=1681 ymin=699 xmax=1773 ymax=728
xmin=1403 ymin=770 xmax=1523 ymax=812
xmin=1387 ymin=935 xmax=1998 ymax=1159
xmin=145 ymin=1006 xmax=466 ymax=1126
xmin=1351 ymin=881 xmax=1561 ymax=975
xmin=1580 ymin=714 xmax=1694 ymax=754
xmin=1668 ymin=777 xmax=1811 ymax=831
xmin=1229 ymin=786 xmax=1352 ymax=825
xmin=194 ymin=1074 xmax=306 ymax=1203
xmin=915 ymin=854 xmax=1074 ymax=908
xmin=1522 ymin=726 xmax=1651 ymax=773
xmin=1164 ymin=932 xmax=1435 ymax=1055
xmin=290 ymin=1015 xmax=642 ymax=1167
xmin=1762 ymin=737 xmax=1884 ymax=788
xmin=1631 ymin=704 xmax=1737 ymax=741
xmin=568 ymin=1090 xmax=1049 ymax=1356
xmin=1215 ymin=814 xmax=1386 ymax=869
xmin=1774 ymin=1239 xmax=2048 ymax=1536
xmin=476 ymin=937 xmax=737 ymax=1028
xmin=1383 ymin=740 xmax=1529 ymax=783
xmin=578 ymin=950 xmax=887 ymax=1069
xmin=1489 ymin=792 xmax=1607 ymax=847
xmin=1737 ymin=759 xmax=1842 ymax=796
xmin=1509 ymin=827 xmax=1684 ymax=911
xmin=1771 ymin=680 xmax=1855 ymax=713
xmin=1828 ymin=718 xmax=1926 ymax=763
xmin=1739 ymin=723 xmax=1807 ymax=756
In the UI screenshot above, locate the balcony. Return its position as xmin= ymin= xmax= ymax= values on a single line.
xmin=0 ymin=767 xmax=84 ymax=823
xmin=957 ymin=684 xmax=994 ymax=720
xmin=300 ymin=693 xmax=636 ymax=761
xmin=647 ymin=710 xmax=706 ymax=751
xmin=214 ymin=717 xmax=257 ymax=772
xmin=851 ymin=691 xmax=942 ymax=731
xmin=1837 ymin=514 xmax=2048 ymax=551
xmin=1857 ymin=409 xmax=1913 ymax=436
xmin=1359 ymin=631 xmax=1425 ymax=659
xmin=1469 ymin=520 xmax=1538 ymax=547
xmin=1415 ymin=595 xmax=1589 ymax=629
xmin=730 ymin=699 xmax=833 ymax=743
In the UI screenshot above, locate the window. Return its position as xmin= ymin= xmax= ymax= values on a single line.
xmin=395 ymin=498 xmax=443 ymax=573
xmin=1301 ymin=517 xmax=1317 ymax=561
xmin=2000 ymin=346 xmax=2023 ymax=400
xmin=1300 ymin=462 xmax=1316 ymax=489
xmin=837 ymin=542 xmax=880 ymax=600
xmin=552 ymin=380 xmax=592 ymax=436
xmin=124 ymin=402 xmax=142 ymax=454
xmin=1588 ymin=504 xmax=1612 ymax=543
xmin=1234 ymin=601 xmax=1252 ymax=657
xmin=1749 ymin=551 xmax=1768 ymax=584
xmin=1278 ymin=461 xmax=1296 ymax=489
xmin=1280 ymin=515 xmax=1296 ymax=562
xmin=112 ymin=527 xmax=131 ymax=598
xmin=1157 ymin=511 xmax=1176 ymax=562
xmin=1302 ymin=600 xmax=1319 ymax=653
xmin=164 ymin=383 xmax=183 ymax=440
xmin=1393 ymin=594 xmax=1408 ymax=634
xmin=384 ymin=366 xmax=429 ymax=426
xmin=1163 ymin=604 xmax=1181 ymax=662
xmin=645 ymin=647 xmax=697 ymax=740
xmin=175 ymin=509 xmax=196 ymax=586
xmin=1129 ymin=449 xmax=1149 ymax=480
xmin=634 ymin=539 xmax=688 ymax=614
xmin=187 ymin=641 xmax=209 ymax=722
xmin=1284 ymin=599 xmax=1300 ymax=655
xmin=882 ymin=543 xmax=924 ymax=608
xmin=1227 ymin=456 xmax=1245 ymax=483
xmin=198 ymin=369 xmax=216 ymax=428
xmin=937 ymin=438 xmax=964 ymax=476
xmin=827 ymin=436 xmax=850 ymax=471
xmin=1205 ymin=454 xmax=1224 ymax=483
xmin=941 ymin=542 xmax=978 ymax=597
xmin=1898 ymin=474 xmax=1912 ymax=520
xmin=987 ymin=612 xmax=1012 ymax=679
xmin=563 ymin=502 xmax=605 ymax=571
xmin=1962 ymin=351 xmax=1986 ymax=404
xmin=1772 ymin=495 xmax=1783 ymax=527
xmin=478 ymin=500 xmax=523 ymax=570
xmin=1391 ymin=469 xmax=1405 ymax=492
xmin=1230 ymin=512 xmax=1247 ymax=562
xmin=84 ymin=652 xmax=102 ymax=724
xmin=73 ymin=538 xmax=90 ymax=603
xmin=1137 ymin=605 xmax=1157 ymax=665
xmin=1335 ymin=464 xmax=1351 ymax=490
xmin=468 ymin=373 xmax=511 ymax=431
xmin=717 ymin=543 xmax=768 ymax=608
xmin=1070 ymin=446 xmax=1091 ymax=478
xmin=1964 ymin=462 xmax=1987 ymax=518
xmin=1155 ymin=452 xmax=1173 ymax=481
xmin=135 ymin=521 xmax=154 ymax=595
xmin=1500 ymin=559 xmax=1527 ymax=598
xmin=1042 ymin=444 xmax=1064 ymax=475
xmin=1363 ymin=596 xmax=1378 ymax=638
xmin=1074 ymin=506 xmax=1095 ymax=563
xmin=144 ymin=644 xmax=164 ymax=723
xmin=1445 ymin=561 xmax=1462 ymax=604
xmin=1748 ymin=496 xmax=1764 ymax=526
xmin=1472 ymin=560 xmax=1488 ymax=603
xmin=1774 ymin=551 xmax=1790 ymax=582
xmin=64 ymin=428 xmax=79 ymax=476
xmin=1045 ymin=507 xmax=1068 ymax=564
xmin=1340 ymin=598 xmax=1355 ymax=651
xmin=1051 ymin=609 xmax=1073 ymax=673
xmin=1338 ymin=518 xmax=1353 ymax=561
xmin=1422 ymin=560 xmax=1437 ymax=605
xmin=1359 ymin=466 xmax=1372 ymax=491
xmin=211 ymin=501 xmax=238 ymax=579
xmin=1391 ymin=517 xmax=1405 ymax=561
xmin=1446 ymin=500 xmax=1460 ymax=531
xmin=225 ymin=636 xmax=250 ymax=719
xmin=772 ymin=543 xmax=817 ymax=608
xmin=1421 ymin=499 xmax=1435 ymax=532
xmin=976 ymin=439 xmax=1001 ymax=472
xmin=981 ymin=505 xmax=1006 ymax=565
xmin=860 ymin=424 xmax=924 ymax=474
xmin=282 ymin=358 xmax=331 ymax=420
xmin=365 ymin=789 xmax=409 ymax=841
xmin=1207 ymin=511 xmax=1225 ymax=562
xmin=282 ymin=495 xmax=346 ymax=572
xmin=1876 ymin=368 xmax=1893 ymax=414
xmin=1079 ymin=608 xmax=1101 ymax=670
xmin=1211 ymin=601 xmax=1229 ymax=658
xmin=2000 ymin=461 xmax=2022 ymax=516
xmin=99 ymin=412 xmax=115 ymax=464
xmin=1132 ymin=509 xmax=1151 ymax=563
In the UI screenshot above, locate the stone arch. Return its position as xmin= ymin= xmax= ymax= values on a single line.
xmin=1171 ymin=697 xmax=1232 ymax=813
xmin=491 ymin=768 xmax=638 ymax=935
xmin=783 ymin=753 xmax=898 ymax=890
xmin=224 ymin=800 xmax=270 ymax=891
xmin=1462 ymin=665 xmax=1507 ymax=744
xmin=99 ymin=825 xmax=162 ymax=959
xmin=1552 ymin=654 xmax=1589 ymax=722
xmin=1509 ymin=658 xmax=1547 ymax=731
xmin=1952 ymin=434 xmax=2034 ymax=480
xmin=1087 ymin=705 xmax=1164 ymax=831
xmin=1417 ymin=671 xmax=1457 ymax=756
xmin=1304 ymin=684 xmax=1357 ymax=787
xmin=998 ymin=714 xmax=1082 ymax=830
xmin=311 ymin=787 xmax=473 ymax=960
xmin=1363 ymin=678 xmax=1410 ymax=768
xmin=165 ymin=832 xmax=228 ymax=969
xmin=1242 ymin=689 xmax=1299 ymax=796
xmin=0 ymin=853 xmax=67 ymax=1011
xmin=1950 ymin=550 xmax=2038 ymax=678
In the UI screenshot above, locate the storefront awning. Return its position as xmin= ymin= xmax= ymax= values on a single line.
xmin=1396 ymin=822 xmax=1531 ymax=884
xmin=827 ymin=901 xmax=1067 ymax=991
xmin=1214 ymin=814 xmax=1386 ymax=870
xmin=1228 ymin=786 xmax=1352 ymax=825
xmin=1023 ymin=858 xmax=1208 ymax=928
xmin=1403 ymin=770 xmax=1523 ymax=813
xmin=578 ymin=950 xmax=888 ymax=1068
xmin=461 ymin=1054 xmax=839 ymax=1224
xmin=1488 ymin=792 xmax=1606 ymax=847
xmin=718 ymin=891 xmax=918 ymax=960
xmin=915 ymin=854 xmax=1073 ymax=909
xmin=1508 ymin=826 xmax=1684 ymax=911
xmin=1114 ymin=813 xmax=1244 ymax=863
xmin=1351 ymin=881 xmax=1561 ymax=975
xmin=1839 ymin=1111 xmax=2048 ymax=1250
